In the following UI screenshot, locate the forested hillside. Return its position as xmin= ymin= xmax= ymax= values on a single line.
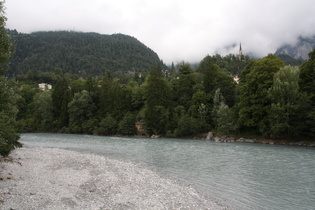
xmin=9 ymin=50 xmax=315 ymax=142
xmin=6 ymin=30 xmax=161 ymax=77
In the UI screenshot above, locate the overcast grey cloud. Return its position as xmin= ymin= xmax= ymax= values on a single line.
xmin=5 ymin=0 xmax=315 ymax=64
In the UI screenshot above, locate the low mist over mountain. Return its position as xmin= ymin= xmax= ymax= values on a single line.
xmin=276 ymin=36 xmax=315 ymax=60
xmin=7 ymin=30 xmax=161 ymax=77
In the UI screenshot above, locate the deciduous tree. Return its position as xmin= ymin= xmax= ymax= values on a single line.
xmin=237 ymin=54 xmax=284 ymax=135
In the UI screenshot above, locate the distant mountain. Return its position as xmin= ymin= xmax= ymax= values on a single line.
xmin=276 ymin=54 xmax=304 ymax=66
xmin=276 ymin=36 xmax=315 ymax=61
xmin=6 ymin=30 xmax=161 ymax=77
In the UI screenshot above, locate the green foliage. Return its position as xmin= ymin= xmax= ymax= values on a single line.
xmin=215 ymin=70 xmax=236 ymax=107
xmin=98 ymin=114 xmax=118 ymax=135
xmin=299 ymin=49 xmax=315 ymax=105
xmin=99 ymin=77 xmax=132 ymax=120
xmin=0 ymin=78 xmax=22 ymax=156
xmin=175 ymin=114 xmax=208 ymax=136
xmin=212 ymin=89 xmax=237 ymax=134
xmin=175 ymin=114 xmax=198 ymax=136
xmin=144 ymin=65 xmax=172 ymax=135
xmin=2 ymin=22 xmax=314 ymax=141
xmin=299 ymin=49 xmax=315 ymax=137
xmin=200 ymin=56 xmax=218 ymax=95
xmin=268 ymin=66 xmax=305 ymax=138
xmin=131 ymin=86 xmax=145 ymax=111
xmin=237 ymin=54 xmax=284 ymax=135
xmin=16 ymin=83 xmax=38 ymax=121
xmin=277 ymin=54 xmax=303 ymax=66
xmin=197 ymin=54 xmax=250 ymax=75
xmin=68 ymin=90 xmax=96 ymax=133
xmin=200 ymin=56 xmax=236 ymax=107
xmin=33 ymin=90 xmax=53 ymax=131
xmin=52 ymin=77 xmax=72 ymax=128
xmin=7 ymin=30 xmax=161 ymax=77
xmin=0 ymin=3 xmax=21 ymax=156
xmin=118 ymin=112 xmax=137 ymax=135
xmin=0 ymin=112 xmax=21 ymax=156
xmin=0 ymin=3 xmax=12 ymax=75
xmin=173 ymin=62 xmax=196 ymax=109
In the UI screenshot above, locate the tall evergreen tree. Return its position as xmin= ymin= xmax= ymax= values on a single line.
xmin=174 ymin=62 xmax=195 ymax=109
xmin=201 ymin=55 xmax=236 ymax=107
xmin=144 ymin=65 xmax=171 ymax=135
xmin=52 ymin=77 xmax=71 ymax=128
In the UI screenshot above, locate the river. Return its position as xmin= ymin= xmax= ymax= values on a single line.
xmin=19 ymin=133 xmax=315 ymax=209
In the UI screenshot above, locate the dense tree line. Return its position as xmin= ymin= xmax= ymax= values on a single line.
xmin=10 ymin=49 xmax=315 ymax=142
xmin=6 ymin=30 xmax=162 ymax=77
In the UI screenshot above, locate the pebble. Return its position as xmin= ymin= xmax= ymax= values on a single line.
xmin=0 ymin=147 xmax=228 ymax=209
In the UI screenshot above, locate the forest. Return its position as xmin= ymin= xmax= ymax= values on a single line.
xmin=8 ymin=52 xmax=315 ymax=141
xmin=6 ymin=30 xmax=162 ymax=77
xmin=1 ymin=2 xmax=315 ymax=157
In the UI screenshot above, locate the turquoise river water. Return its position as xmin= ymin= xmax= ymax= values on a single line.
xmin=20 ymin=133 xmax=315 ymax=209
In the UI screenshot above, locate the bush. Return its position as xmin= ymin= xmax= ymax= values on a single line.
xmin=175 ymin=114 xmax=198 ymax=136
xmin=118 ymin=112 xmax=137 ymax=135
xmin=98 ymin=114 xmax=118 ymax=135
xmin=0 ymin=113 xmax=22 ymax=157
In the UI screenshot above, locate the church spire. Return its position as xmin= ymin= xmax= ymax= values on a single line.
xmin=239 ymin=42 xmax=243 ymax=60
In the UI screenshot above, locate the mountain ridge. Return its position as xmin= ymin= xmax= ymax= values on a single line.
xmin=275 ymin=35 xmax=315 ymax=60
xmin=6 ymin=30 xmax=162 ymax=77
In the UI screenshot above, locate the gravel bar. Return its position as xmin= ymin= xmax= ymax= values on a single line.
xmin=0 ymin=147 xmax=228 ymax=209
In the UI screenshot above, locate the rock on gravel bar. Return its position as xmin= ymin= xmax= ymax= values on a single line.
xmin=0 ymin=147 xmax=227 ymax=209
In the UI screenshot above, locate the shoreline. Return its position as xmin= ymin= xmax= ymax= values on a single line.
xmin=176 ymin=132 xmax=315 ymax=147
xmin=0 ymin=147 xmax=228 ymax=209
xmin=21 ymin=131 xmax=315 ymax=147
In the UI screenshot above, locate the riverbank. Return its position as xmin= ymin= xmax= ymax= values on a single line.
xmin=186 ymin=132 xmax=315 ymax=147
xmin=0 ymin=147 xmax=227 ymax=209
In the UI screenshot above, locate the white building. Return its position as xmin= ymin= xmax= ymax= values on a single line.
xmin=38 ymin=83 xmax=52 ymax=90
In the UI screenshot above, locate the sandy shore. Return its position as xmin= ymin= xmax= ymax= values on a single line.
xmin=0 ymin=147 xmax=227 ymax=209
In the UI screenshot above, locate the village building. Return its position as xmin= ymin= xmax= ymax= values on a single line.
xmin=38 ymin=83 xmax=52 ymax=90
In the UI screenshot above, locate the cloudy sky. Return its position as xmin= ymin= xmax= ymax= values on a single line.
xmin=5 ymin=0 xmax=315 ymax=64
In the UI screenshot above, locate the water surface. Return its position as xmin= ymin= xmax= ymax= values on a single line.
xmin=20 ymin=133 xmax=315 ymax=209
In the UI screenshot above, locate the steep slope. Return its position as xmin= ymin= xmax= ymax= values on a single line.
xmin=276 ymin=36 xmax=315 ymax=60
xmin=7 ymin=30 xmax=161 ymax=77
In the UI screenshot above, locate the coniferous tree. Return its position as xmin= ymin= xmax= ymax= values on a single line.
xmin=201 ymin=55 xmax=236 ymax=107
xmin=144 ymin=65 xmax=171 ymax=135
xmin=173 ymin=62 xmax=195 ymax=109
xmin=52 ymin=76 xmax=71 ymax=128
